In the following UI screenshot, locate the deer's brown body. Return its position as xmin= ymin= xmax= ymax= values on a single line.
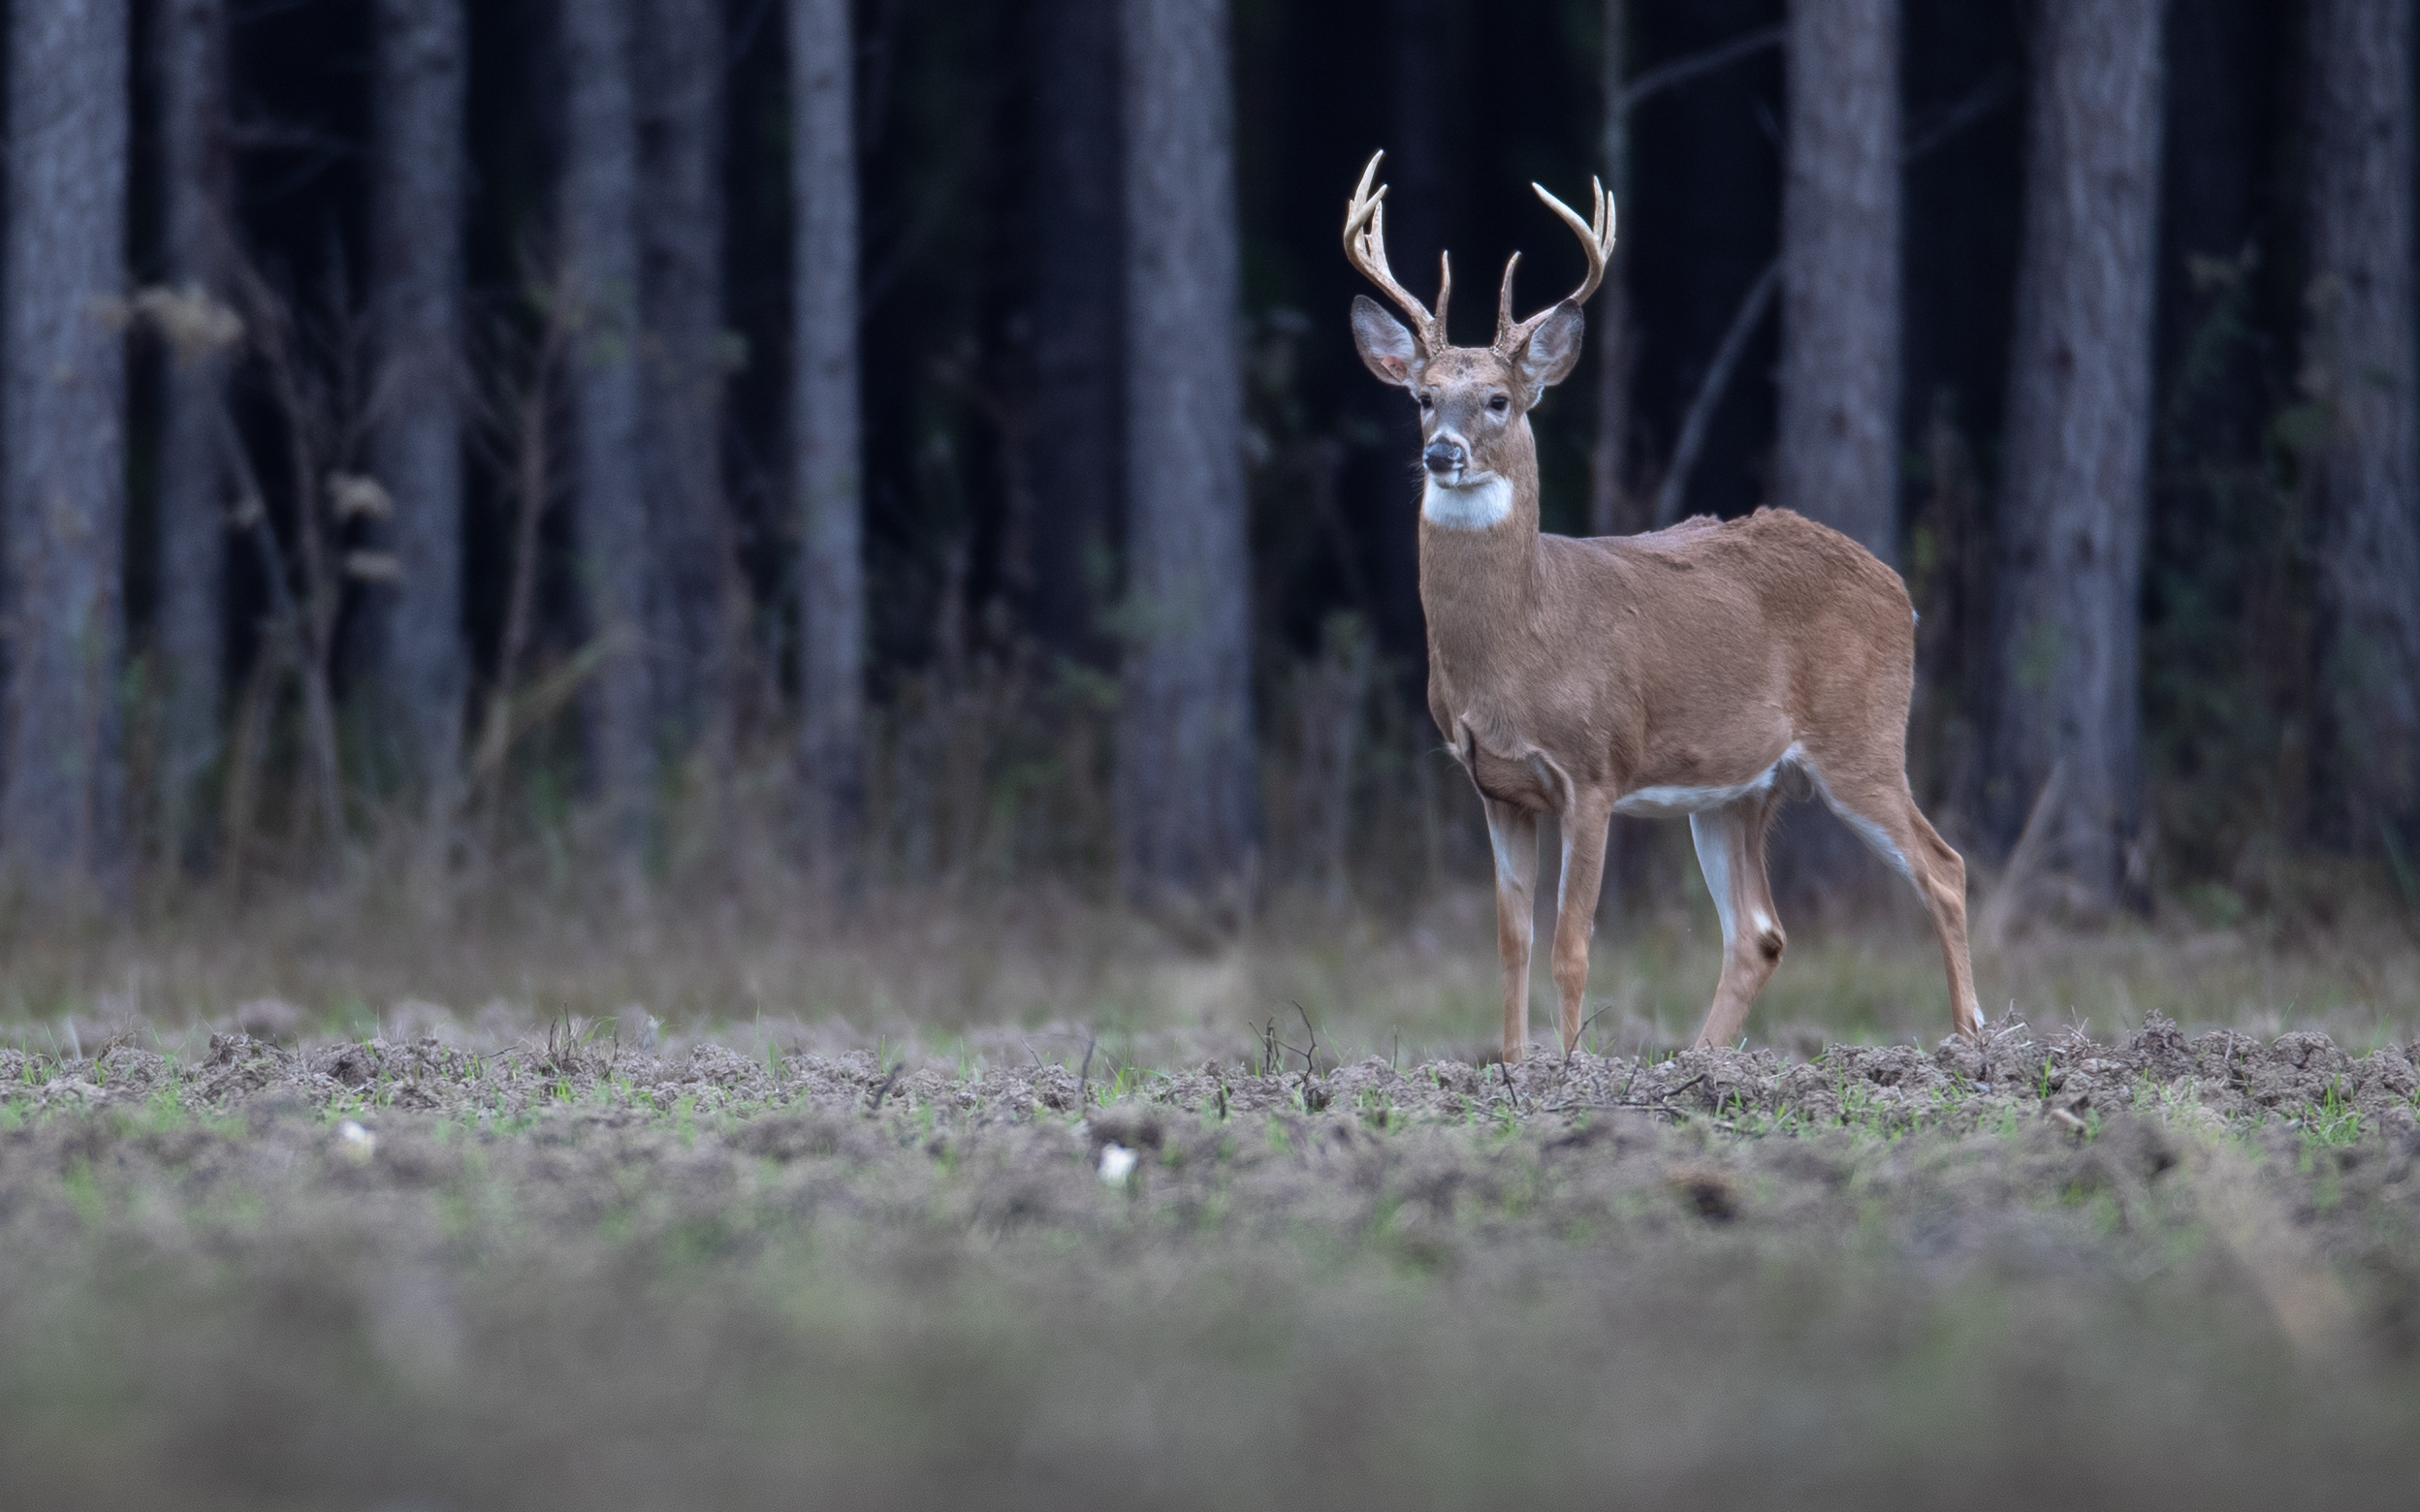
xmin=1345 ymin=152 xmax=1982 ymax=1058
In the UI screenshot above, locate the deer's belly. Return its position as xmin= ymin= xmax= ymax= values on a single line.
xmin=1612 ymin=742 xmax=1806 ymax=818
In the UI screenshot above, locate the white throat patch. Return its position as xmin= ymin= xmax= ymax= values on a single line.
xmin=1421 ymin=474 xmax=1513 ymax=531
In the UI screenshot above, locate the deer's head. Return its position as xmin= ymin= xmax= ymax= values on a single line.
xmin=1343 ymin=152 xmax=1612 ymax=520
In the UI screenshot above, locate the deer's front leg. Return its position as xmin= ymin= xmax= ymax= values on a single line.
xmin=1482 ymin=799 xmax=1540 ymax=1062
xmin=1550 ymin=795 xmax=1614 ymax=1053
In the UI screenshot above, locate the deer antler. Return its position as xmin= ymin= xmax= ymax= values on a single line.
xmin=1344 ymin=150 xmax=1449 ymax=352
xmin=1493 ymin=176 xmax=1615 ymax=355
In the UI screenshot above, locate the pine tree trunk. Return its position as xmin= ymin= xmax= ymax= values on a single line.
xmin=3 ymin=0 xmax=131 ymax=888
xmin=1990 ymin=0 xmax=2166 ymax=906
xmin=1028 ymin=0 xmax=1121 ymax=665
xmin=1376 ymin=0 xmax=1455 ymax=665
xmin=2307 ymin=0 xmax=2420 ymax=848
xmin=1118 ymin=0 xmax=1257 ymax=905
xmin=1593 ymin=0 xmax=1645 ymax=925
xmin=791 ymin=0 xmax=865 ymax=858
xmin=366 ymin=0 xmax=468 ymax=807
xmin=155 ymin=0 xmax=231 ymax=864
xmin=1775 ymin=0 xmax=1900 ymax=565
xmin=638 ymin=0 xmax=733 ymax=757
xmin=562 ymin=0 xmax=655 ymax=854
xmin=1765 ymin=0 xmax=1902 ymax=905
xmin=1591 ymin=0 xmax=1640 ymax=539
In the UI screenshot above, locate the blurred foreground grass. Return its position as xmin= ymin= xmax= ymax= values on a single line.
xmin=11 ymin=842 xmax=2420 ymax=1509
xmin=2 ymin=1021 xmax=2417 ymax=1510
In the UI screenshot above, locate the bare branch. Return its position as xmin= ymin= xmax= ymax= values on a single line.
xmin=1904 ymin=72 xmax=2017 ymax=164
xmin=1615 ymin=26 xmax=1784 ymax=118
xmin=1653 ymin=257 xmax=1780 ymax=525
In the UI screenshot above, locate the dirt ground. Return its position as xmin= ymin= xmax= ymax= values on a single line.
xmin=3 ymin=1011 xmax=2419 ymax=1510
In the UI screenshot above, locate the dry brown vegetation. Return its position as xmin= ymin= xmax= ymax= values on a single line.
xmin=5 ymin=846 xmax=2420 ymax=1055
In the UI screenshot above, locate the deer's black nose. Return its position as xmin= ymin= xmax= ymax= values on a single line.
xmin=1423 ymin=438 xmax=1465 ymax=475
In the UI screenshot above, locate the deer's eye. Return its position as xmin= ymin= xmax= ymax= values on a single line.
xmin=1488 ymin=394 xmax=1511 ymax=414
xmin=1417 ymin=393 xmax=1434 ymax=410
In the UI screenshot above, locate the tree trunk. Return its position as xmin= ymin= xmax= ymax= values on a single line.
xmin=2307 ymin=0 xmax=2420 ymax=849
xmin=1990 ymin=0 xmax=2166 ymax=906
xmin=791 ymin=0 xmax=865 ymax=858
xmin=3 ymin=0 xmax=131 ymax=890
xmin=1775 ymin=0 xmax=1900 ymax=565
xmin=561 ymin=0 xmax=655 ymax=855
xmin=1766 ymin=0 xmax=1901 ymax=906
xmin=1027 ymin=0 xmax=1121 ymax=665
xmin=155 ymin=0 xmax=231 ymax=864
xmin=366 ymin=0 xmax=468 ymax=808
xmin=638 ymin=0 xmax=733 ymax=757
xmin=1591 ymin=0 xmax=1640 ymax=538
xmin=1374 ymin=0 xmax=1456 ymax=667
xmin=1594 ymin=0 xmax=1648 ymax=921
xmin=1118 ymin=0 xmax=1257 ymax=905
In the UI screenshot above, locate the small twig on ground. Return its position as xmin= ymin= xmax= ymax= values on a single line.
xmin=1077 ymin=1034 xmax=1097 ymax=1109
xmin=1544 ymin=1068 xmax=1709 ymax=1120
xmin=1538 ymin=1097 xmax=1686 ymax=1119
xmin=1499 ymin=1059 xmax=1523 ymax=1116
xmin=1292 ymin=1002 xmax=1319 ymax=1073
xmin=1567 ymin=1002 xmax=1616 ymax=1066
xmin=868 ymin=1062 xmax=905 ymax=1114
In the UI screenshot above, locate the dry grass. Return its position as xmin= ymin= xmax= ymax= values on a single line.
xmin=2 ymin=862 xmax=2415 ymax=1069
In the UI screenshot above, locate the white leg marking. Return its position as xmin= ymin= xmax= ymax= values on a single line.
xmin=1557 ymin=820 xmax=1576 ymax=914
xmin=1554 ymin=817 xmax=1601 ymax=943
xmin=1489 ymin=821 xmax=1520 ymax=887
xmin=1689 ymin=812 xmax=1738 ymax=950
xmin=1800 ymin=765 xmax=1917 ymax=883
xmin=1487 ymin=810 xmax=1534 ymax=952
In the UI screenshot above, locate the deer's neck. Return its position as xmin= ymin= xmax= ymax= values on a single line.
xmin=1417 ymin=449 xmax=1544 ymax=694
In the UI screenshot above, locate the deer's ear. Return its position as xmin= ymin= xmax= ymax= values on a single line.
xmin=1517 ymin=300 xmax=1585 ymax=401
xmin=1352 ymin=296 xmax=1420 ymax=387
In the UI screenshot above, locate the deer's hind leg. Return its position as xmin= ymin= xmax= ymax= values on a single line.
xmin=1687 ymin=792 xmax=1788 ymax=1050
xmin=1810 ymin=768 xmax=1984 ymax=1038
xmin=1482 ymin=798 xmax=1541 ymax=1061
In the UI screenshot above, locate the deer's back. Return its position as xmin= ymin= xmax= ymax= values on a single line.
xmin=1601 ymin=508 xmax=1911 ymax=647
xmin=1533 ymin=508 xmax=1917 ymax=789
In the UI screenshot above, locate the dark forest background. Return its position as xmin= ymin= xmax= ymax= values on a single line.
xmin=0 ymin=0 xmax=2411 ymax=928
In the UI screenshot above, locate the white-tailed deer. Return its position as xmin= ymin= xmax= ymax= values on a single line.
xmin=1343 ymin=151 xmax=1982 ymax=1059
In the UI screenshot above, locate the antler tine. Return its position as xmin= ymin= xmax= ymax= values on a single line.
xmin=1494 ymin=251 xmax=1522 ymax=341
xmin=1532 ymin=175 xmax=1613 ymax=307
xmin=1435 ymin=250 xmax=1452 ymax=337
xmin=1342 ymin=150 xmax=1443 ymax=348
xmin=1495 ymin=176 xmax=1616 ymax=352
